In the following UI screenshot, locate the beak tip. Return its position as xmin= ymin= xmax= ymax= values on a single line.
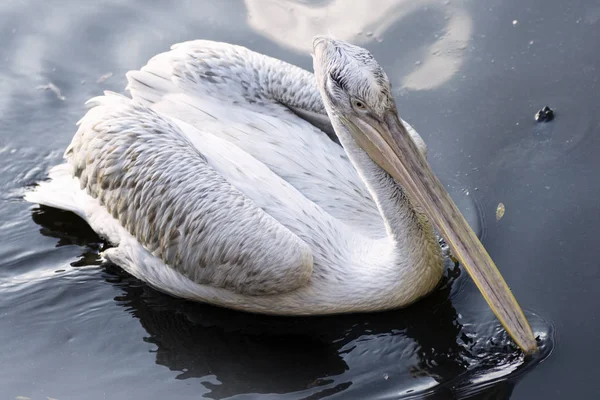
xmin=521 ymin=337 xmax=539 ymax=356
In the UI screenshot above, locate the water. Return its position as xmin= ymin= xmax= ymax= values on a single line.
xmin=0 ymin=0 xmax=598 ymax=398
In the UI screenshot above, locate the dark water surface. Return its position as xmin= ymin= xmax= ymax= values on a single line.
xmin=1 ymin=0 xmax=598 ymax=398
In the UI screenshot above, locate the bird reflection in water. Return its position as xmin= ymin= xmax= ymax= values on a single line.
xmin=31 ymin=206 xmax=552 ymax=399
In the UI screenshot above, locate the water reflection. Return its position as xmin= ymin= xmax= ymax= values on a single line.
xmin=245 ymin=0 xmax=472 ymax=90
xmin=31 ymin=205 xmax=552 ymax=399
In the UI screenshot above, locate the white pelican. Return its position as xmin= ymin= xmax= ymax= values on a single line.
xmin=25 ymin=37 xmax=536 ymax=354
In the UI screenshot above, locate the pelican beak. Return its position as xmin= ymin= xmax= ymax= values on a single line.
xmin=344 ymin=110 xmax=538 ymax=355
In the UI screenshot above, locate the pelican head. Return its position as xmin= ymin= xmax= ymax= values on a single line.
xmin=312 ymin=36 xmax=394 ymax=117
xmin=312 ymin=36 xmax=537 ymax=355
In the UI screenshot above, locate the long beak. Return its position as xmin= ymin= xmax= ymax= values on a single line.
xmin=344 ymin=110 xmax=537 ymax=355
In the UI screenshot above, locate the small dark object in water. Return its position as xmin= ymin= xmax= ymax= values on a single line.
xmin=535 ymin=106 xmax=554 ymax=122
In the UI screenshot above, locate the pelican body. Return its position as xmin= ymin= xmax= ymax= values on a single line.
xmin=25 ymin=37 xmax=537 ymax=353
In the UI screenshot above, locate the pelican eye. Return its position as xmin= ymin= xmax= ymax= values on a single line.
xmin=352 ymin=99 xmax=366 ymax=110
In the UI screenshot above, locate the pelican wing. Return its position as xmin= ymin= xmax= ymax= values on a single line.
xmin=66 ymin=94 xmax=313 ymax=296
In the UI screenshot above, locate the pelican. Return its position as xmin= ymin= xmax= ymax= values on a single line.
xmin=25 ymin=37 xmax=536 ymax=353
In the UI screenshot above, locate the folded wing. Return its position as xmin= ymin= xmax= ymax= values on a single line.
xmin=66 ymin=94 xmax=313 ymax=296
